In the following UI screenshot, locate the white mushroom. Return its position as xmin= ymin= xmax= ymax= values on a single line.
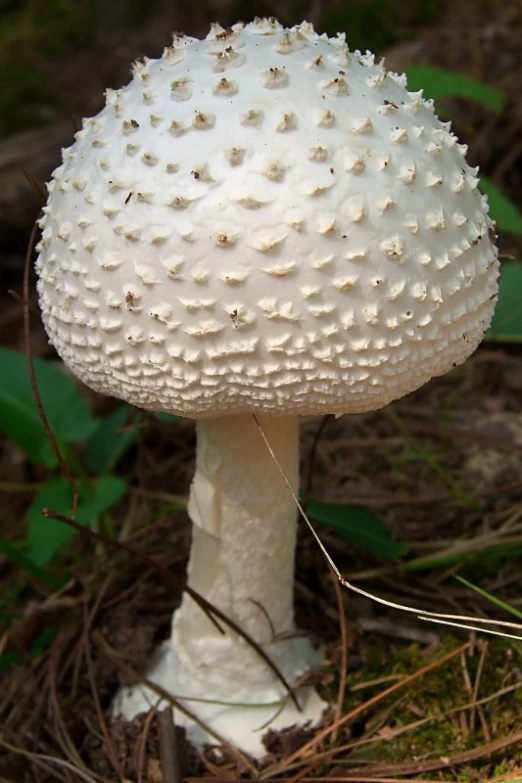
xmin=35 ymin=19 xmax=499 ymax=757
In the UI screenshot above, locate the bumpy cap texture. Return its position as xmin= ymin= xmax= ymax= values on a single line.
xmin=36 ymin=19 xmax=499 ymax=417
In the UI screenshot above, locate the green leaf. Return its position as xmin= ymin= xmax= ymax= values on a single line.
xmin=28 ymin=475 xmax=127 ymax=564
xmin=0 ymin=536 xmax=62 ymax=589
xmin=84 ymin=404 xmax=138 ymax=475
xmin=479 ymin=176 xmax=522 ymax=236
xmin=404 ymin=65 xmax=504 ymax=113
xmin=153 ymin=412 xmax=180 ymax=424
xmin=0 ymin=347 xmax=99 ymax=467
xmin=403 ymin=539 xmax=522 ymax=572
xmin=84 ymin=407 xmax=180 ymax=474
xmin=307 ymin=499 xmax=406 ymax=560
xmin=486 ymin=261 xmax=522 ymax=343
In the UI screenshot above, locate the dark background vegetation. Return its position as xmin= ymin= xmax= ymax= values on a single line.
xmin=1 ymin=0 xmax=522 ymax=781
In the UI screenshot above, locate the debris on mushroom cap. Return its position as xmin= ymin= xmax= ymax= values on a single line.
xmin=35 ymin=19 xmax=499 ymax=418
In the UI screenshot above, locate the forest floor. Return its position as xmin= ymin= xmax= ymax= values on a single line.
xmin=0 ymin=0 xmax=522 ymax=781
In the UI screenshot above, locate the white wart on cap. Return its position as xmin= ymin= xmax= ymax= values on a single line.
xmin=36 ymin=19 xmax=499 ymax=417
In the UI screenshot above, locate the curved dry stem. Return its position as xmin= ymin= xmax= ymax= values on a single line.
xmin=41 ymin=508 xmax=299 ymax=708
xmin=252 ymin=414 xmax=522 ymax=642
xmin=15 ymin=219 xmax=79 ymax=515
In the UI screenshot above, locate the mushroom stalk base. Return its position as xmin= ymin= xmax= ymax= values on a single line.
xmin=114 ymin=415 xmax=327 ymax=757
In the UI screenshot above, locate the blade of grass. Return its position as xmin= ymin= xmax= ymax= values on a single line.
xmin=402 ymin=537 xmax=522 ymax=571
xmin=455 ymin=576 xmax=522 ymax=620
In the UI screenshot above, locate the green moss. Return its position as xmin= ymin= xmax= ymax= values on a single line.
xmin=327 ymin=634 xmax=522 ymax=779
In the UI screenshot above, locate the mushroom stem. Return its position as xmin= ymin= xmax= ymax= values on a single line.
xmin=115 ymin=414 xmax=326 ymax=756
xmin=178 ymin=414 xmax=299 ymax=649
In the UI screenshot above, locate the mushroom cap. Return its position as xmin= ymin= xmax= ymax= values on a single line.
xmin=36 ymin=19 xmax=499 ymax=418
